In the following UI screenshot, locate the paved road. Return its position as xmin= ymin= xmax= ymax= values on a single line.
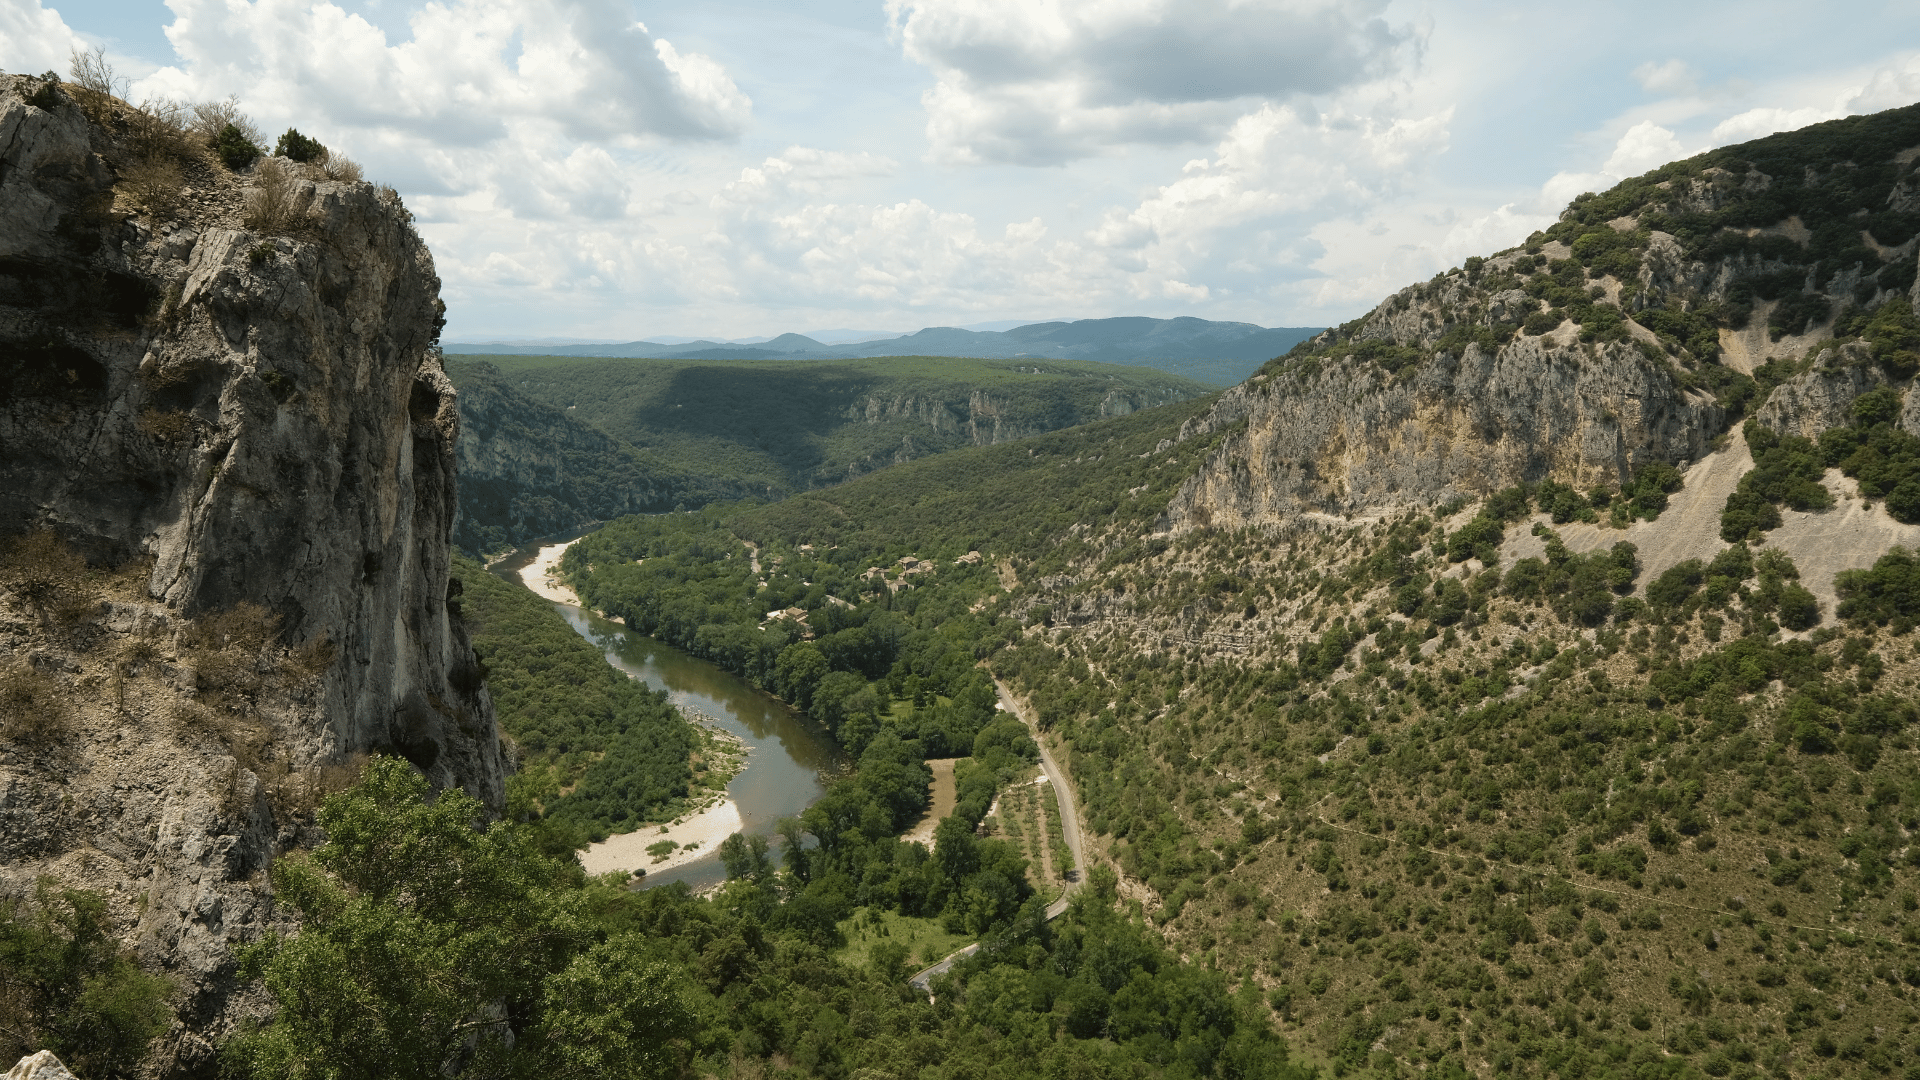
xmin=909 ymin=682 xmax=1088 ymax=991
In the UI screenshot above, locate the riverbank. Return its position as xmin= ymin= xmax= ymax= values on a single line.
xmin=579 ymin=796 xmax=745 ymax=878
xmin=519 ymin=540 xmax=582 ymax=605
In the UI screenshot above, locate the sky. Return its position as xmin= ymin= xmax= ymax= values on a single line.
xmin=6 ymin=1 xmax=1920 ymax=341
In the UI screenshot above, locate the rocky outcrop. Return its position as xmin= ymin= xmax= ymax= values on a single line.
xmin=1167 ymin=336 xmax=1720 ymax=529
xmin=845 ymin=384 xmax=1192 ymax=447
xmin=6 ymin=1052 xmax=78 ymax=1080
xmin=1752 ymin=343 xmax=1892 ymax=438
xmin=0 ymin=73 xmax=503 ymax=1073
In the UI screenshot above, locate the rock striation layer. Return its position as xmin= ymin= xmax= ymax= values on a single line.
xmin=0 ymin=73 xmax=503 ymax=1073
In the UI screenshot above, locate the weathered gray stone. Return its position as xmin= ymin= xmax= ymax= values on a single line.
xmin=1166 ymin=336 xmax=1721 ymax=529
xmin=0 ymin=72 xmax=504 ymax=1076
xmin=5 ymin=1051 xmax=79 ymax=1080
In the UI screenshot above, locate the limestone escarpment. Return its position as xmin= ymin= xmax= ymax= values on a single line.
xmin=0 ymin=72 xmax=502 ymax=1071
xmin=845 ymin=384 xmax=1190 ymax=449
xmin=1168 ymin=337 xmax=1721 ymax=529
xmin=1170 ymin=105 xmax=1920 ymax=531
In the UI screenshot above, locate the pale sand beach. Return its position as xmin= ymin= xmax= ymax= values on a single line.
xmin=578 ymin=796 xmax=745 ymax=878
xmin=519 ymin=540 xmax=582 ymax=605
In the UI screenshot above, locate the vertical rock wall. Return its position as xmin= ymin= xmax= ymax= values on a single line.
xmin=0 ymin=73 xmax=503 ymax=1072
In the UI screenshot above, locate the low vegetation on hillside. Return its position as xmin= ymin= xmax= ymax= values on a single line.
xmin=1263 ymin=104 xmax=1920 ymax=430
xmin=527 ymin=104 xmax=1920 ymax=1076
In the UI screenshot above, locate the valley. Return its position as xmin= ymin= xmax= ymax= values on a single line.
xmin=445 ymin=353 xmax=1214 ymax=554
xmin=8 ymin=61 xmax=1920 ymax=1080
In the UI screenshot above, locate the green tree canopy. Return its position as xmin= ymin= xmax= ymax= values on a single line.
xmin=226 ymin=757 xmax=693 ymax=1080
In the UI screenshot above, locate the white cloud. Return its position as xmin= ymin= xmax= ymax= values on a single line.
xmin=1631 ymin=59 xmax=1697 ymax=97
xmin=886 ymin=0 xmax=1417 ymax=164
xmin=1 ymin=0 xmax=85 ymax=76
xmin=136 ymin=0 xmax=749 ymax=148
xmin=1602 ymin=119 xmax=1687 ymax=177
xmin=1708 ymin=51 xmax=1920 ymax=146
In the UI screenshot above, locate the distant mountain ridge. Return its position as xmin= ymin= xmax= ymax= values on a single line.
xmin=444 ymin=316 xmax=1324 ymax=387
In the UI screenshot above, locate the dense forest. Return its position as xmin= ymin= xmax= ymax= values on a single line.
xmin=216 ymin=757 xmax=1314 ymax=1079
xmin=452 ymin=555 xmax=700 ymax=840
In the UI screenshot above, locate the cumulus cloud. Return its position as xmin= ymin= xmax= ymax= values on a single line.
xmin=886 ymin=0 xmax=1416 ymax=164
xmin=136 ymin=0 xmax=749 ymax=147
xmin=1 ymin=0 xmax=85 ymax=76
xmin=1602 ymin=120 xmax=1688 ymax=177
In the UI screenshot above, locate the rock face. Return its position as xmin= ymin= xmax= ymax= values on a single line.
xmin=0 ymin=73 xmax=503 ymax=1073
xmin=5 ymin=1052 xmax=78 ymax=1080
xmin=1752 ymin=343 xmax=1892 ymax=438
xmin=1168 ymin=337 xmax=1721 ymax=529
xmin=1168 ymin=104 xmax=1920 ymax=531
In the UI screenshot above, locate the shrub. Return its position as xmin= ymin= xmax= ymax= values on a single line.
xmin=216 ymin=123 xmax=263 ymax=169
xmin=121 ymin=96 xmax=196 ymax=163
xmin=1836 ymin=547 xmax=1920 ymax=626
xmin=319 ymin=149 xmax=364 ymax=183
xmin=274 ymin=127 xmax=327 ymax=163
xmin=136 ymin=407 xmax=195 ymax=442
xmin=1818 ymin=392 xmax=1920 ymax=522
xmin=1721 ymin=423 xmax=1831 ymax=540
xmin=65 ymin=45 xmax=126 ymax=122
xmin=0 ymin=664 xmax=70 ymax=747
xmin=1647 ymin=559 xmax=1705 ymax=611
xmin=116 ymin=155 xmax=185 ymax=219
xmin=1777 ymin=583 xmax=1821 ymax=631
xmin=243 ymin=157 xmax=302 ymax=235
xmin=192 ymin=96 xmax=265 ymax=168
xmin=1 ymin=529 xmax=88 ymax=607
xmin=0 ymin=881 xmax=174 ymax=1076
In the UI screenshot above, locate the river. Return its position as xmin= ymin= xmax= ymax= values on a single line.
xmin=492 ymin=533 xmax=842 ymax=892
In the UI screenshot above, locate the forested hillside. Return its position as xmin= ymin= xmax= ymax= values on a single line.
xmin=444 ymin=354 xmax=1211 ymax=552
xmin=544 ymin=103 xmax=1920 ymax=1080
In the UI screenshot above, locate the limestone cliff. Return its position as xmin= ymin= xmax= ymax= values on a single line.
xmin=1168 ymin=336 xmax=1721 ymax=529
xmin=0 ymin=72 xmax=503 ymax=1073
xmin=1168 ymin=103 xmax=1920 ymax=530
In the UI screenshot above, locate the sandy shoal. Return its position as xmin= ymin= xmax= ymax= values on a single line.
xmin=579 ymin=797 xmax=744 ymax=878
xmin=519 ymin=541 xmax=582 ymax=606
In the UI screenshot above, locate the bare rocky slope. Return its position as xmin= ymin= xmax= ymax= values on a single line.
xmin=0 ymin=73 xmax=503 ymax=1074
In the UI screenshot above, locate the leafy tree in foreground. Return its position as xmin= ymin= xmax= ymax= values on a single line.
xmin=225 ymin=757 xmax=692 ymax=1080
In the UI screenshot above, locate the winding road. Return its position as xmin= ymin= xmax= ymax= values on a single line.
xmin=908 ymin=681 xmax=1088 ymax=991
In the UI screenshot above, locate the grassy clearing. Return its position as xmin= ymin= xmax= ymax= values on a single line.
xmin=834 ymin=906 xmax=975 ymax=970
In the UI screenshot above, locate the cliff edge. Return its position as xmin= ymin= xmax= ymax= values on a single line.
xmin=0 ymin=72 xmax=503 ymax=1073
